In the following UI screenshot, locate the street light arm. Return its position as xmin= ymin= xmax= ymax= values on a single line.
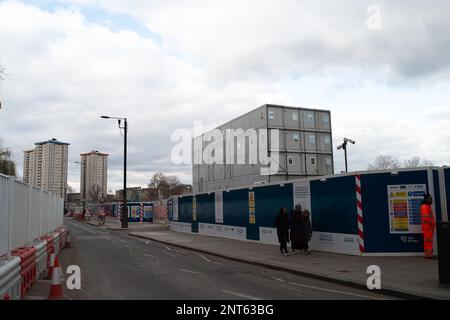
xmin=100 ymin=115 xmax=127 ymax=120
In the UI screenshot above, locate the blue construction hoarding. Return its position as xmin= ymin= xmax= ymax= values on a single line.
xmin=110 ymin=202 xmax=154 ymax=222
xmin=169 ymin=167 xmax=449 ymax=256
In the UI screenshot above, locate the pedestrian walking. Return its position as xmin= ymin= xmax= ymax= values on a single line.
xmin=274 ymin=207 xmax=290 ymax=256
xmin=420 ymin=194 xmax=436 ymax=259
xmin=290 ymin=204 xmax=306 ymax=254
xmin=302 ymin=209 xmax=312 ymax=255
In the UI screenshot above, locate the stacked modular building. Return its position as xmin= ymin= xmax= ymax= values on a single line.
xmin=193 ymin=104 xmax=334 ymax=193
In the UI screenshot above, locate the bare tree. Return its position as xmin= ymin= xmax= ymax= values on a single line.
xmin=87 ymin=184 xmax=104 ymax=204
xmin=0 ymin=138 xmax=16 ymax=176
xmin=368 ymin=155 xmax=435 ymax=170
xmin=148 ymin=172 xmax=191 ymax=199
xmin=367 ymin=155 xmax=401 ymax=170
xmin=403 ymin=157 xmax=434 ymax=168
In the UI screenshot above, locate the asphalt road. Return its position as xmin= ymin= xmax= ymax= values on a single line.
xmin=59 ymin=220 xmax=397 ymax=300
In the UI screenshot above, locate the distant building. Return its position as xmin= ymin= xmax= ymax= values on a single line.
xmin=66 ymin=192 xmax=81 ymax=207
xmin=192 ymin=104 xmax=333 ymax=193
xmin=80 ymin=150 xmax=108 ymax=203
xmin=114 ymin=185 xmax=192 ymax=202
xmin=23 ymin=138 xmax=70 ymax=198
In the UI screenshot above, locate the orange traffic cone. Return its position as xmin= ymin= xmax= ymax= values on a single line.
xmin=46 ymin=253 xmax=56 ymax=280
xmin=48 ymin=256 xmax=65 ymax=300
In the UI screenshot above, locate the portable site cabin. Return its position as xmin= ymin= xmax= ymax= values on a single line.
xmin=168 ymin=167 xmax=449 ymax=256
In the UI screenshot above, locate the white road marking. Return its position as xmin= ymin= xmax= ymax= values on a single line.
xmin=194 ymin=253 xmax=224 ymax=265
xmin=165 ymin=245 xmax=184 ymax=253
xmin=180 ymin=269 xmax=199 ymax=275
xmin=276 ymin=278 xmax=286 ymax=283
xmin=221 ymin=290 xmax=262 ymax=300
xmin=288 ymin=282 xmax=388 ymax=300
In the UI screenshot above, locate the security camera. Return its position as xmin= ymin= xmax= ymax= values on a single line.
xmin=344 ymin=138 xmax=356 ymax=144
xmin=337 ymin=145 xmax=343 ymax=150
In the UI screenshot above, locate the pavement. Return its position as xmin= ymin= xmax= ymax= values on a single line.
xmin=128 ymin=229 xmax=450 ymax=300
xmin=83 ymin=216 xmax=168 ymax=232
xmin=26 ymin=218 xmax=398 ymax=300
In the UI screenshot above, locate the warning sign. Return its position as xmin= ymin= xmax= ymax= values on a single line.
xmin=248 ymin=191 xmax=256 ymax=224
xmin=387 ymin=184 xmax=426 ymax=234
xmin=193 ymin=197 xmax=197 ymax=221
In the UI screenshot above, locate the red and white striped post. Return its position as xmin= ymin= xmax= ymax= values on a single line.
xmin=356 ymin=175 xmax=364 ymax=254
xmin=140 ymin=203 xmax=144 ymax=223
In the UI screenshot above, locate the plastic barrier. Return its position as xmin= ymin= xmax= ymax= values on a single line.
xmin=52 ymin=232 xmax=62 ymax=256
xmin=0 ymin=256 xmax=21 ymax=300
xmin=29 ymin=240 xmax=48 ymax=279
xmin=40 ymin=235 xmax=55 ymax=268
xmin=10 ymin=247 xmax=37 ymax=298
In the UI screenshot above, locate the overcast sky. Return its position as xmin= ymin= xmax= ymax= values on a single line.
xmin=1 ymin=0 xmax=450 ymax=192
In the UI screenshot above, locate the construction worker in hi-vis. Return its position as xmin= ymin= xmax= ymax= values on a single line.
xmin=420 ymin=194 xmax=436 ymax=259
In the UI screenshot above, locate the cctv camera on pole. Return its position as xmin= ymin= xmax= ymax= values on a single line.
xmin=337 ymin=137 xmax=356 ymax=173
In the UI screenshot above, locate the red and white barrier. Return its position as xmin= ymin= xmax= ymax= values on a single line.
xmin=28 ymin=240 xmax=48 ymax=279
xmin=0 ymin=256 xmax=21 ymax=300
xmin=0 ymin=225 xmax=71 ymax=300
xmin=10 ymin=246 xmax=37 ymax=298
xmin=140 ymin=203 xmax=144 ymax=223
xmin=356 ymin=175 xmax=365 ymax=254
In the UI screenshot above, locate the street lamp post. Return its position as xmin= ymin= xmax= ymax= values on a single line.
xmin=101 ymin=116 xmax=128 ymax=229
xmin=337 ymin=138 xmax=356 ymax=173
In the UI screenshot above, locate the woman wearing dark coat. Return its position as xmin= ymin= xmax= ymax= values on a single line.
xmin=302 ymin=209 xmax=313 ymax=255
xmin=290 ymin=204 xmax=306 ymax=253
xmin=274 ymin=207 xmax=290 ymax=256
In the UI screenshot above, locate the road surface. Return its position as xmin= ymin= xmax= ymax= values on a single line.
xmin=58 ymin=219 xmax=396 ymax=300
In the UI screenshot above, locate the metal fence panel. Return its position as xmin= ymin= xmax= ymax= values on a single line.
xmin=10 ymin=181 xmax=28 ymax=250
xmin=0 ymin=175 xmax=63 ymax=254
xmin=40 ymin=191 xmax=50 ymax=236
xmin=28 ymin=187 xmax=42 ymax=243
xmin=0 ymin=175 xmax=10 ymax=256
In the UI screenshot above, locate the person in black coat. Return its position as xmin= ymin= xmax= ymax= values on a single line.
xmin=302 ymin=209 xmax=313 ymax=255
xmin=274 ymin=207 xmax=290 ymax=256
xmin=290 ymin=204 xmax=306 ymax=253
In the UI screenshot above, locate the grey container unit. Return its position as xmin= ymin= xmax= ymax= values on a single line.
xmin=192 ymin=104 xmax=334 ymax=193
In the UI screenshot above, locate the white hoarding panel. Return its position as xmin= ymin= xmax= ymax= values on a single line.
xmin=259 ymin=227 xmax=278 ymax=245
xmin=198 ymin=223 xmax=246 ymax=241
xmin=293 ymin=180 xmax=311 ymax=212
xmin=310 ymin=232 xmax=360 ymax=255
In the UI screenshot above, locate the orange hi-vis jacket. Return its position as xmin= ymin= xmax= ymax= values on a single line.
xmin=420 ymin=203 xmax=436 ymax=258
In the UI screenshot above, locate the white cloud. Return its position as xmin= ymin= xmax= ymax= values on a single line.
xmin=0 ymin=0 xmax=449 ymax=193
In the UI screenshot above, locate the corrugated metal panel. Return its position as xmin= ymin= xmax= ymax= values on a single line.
xmin=300 ymin=110 xmax=316 ymax=130
xmin=0 ymin=175 xmax=10 ymax=256
xmin=267 ymin=105 xmax=283 ymax=128
xmin=304 ymin=132 xmax=318 ymax=152
xmin=285 ymin=131 xmax=301 ymax=151
xmin=283 ymin=108 xmax=300 ymax=130
xmin=11 ymin=181 xmax=28 ymax=250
